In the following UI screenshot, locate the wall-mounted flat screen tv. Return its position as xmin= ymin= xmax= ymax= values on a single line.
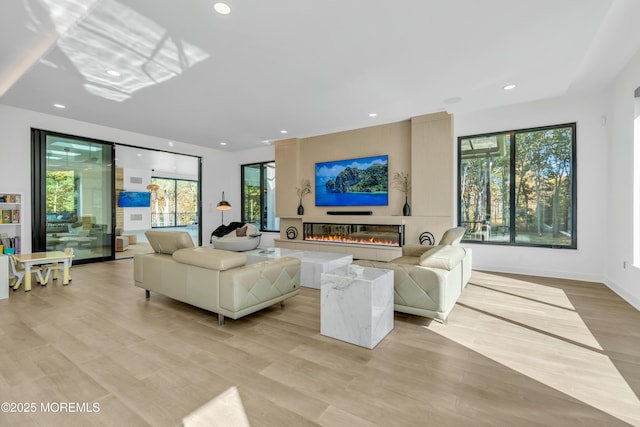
xmin=118 ymin=191 xmax=151 ymax=208
xmin=315 ymin=155 xmax=388 ymax=206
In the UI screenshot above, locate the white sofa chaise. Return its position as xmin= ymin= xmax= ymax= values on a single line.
xmin=353 ymin=227 xmax=472 ymax=324
xmin=134 ymin=231 xmax=300 ymax=325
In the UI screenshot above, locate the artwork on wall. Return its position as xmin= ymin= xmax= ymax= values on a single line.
xmin=118 ymin=191 xmax=151 ymax=208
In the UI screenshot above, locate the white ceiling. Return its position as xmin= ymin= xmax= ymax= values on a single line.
xmin=2 ymin=0 xmax=639 ymax=152
xmin=115 ymin=145 xmax=199 ymax=178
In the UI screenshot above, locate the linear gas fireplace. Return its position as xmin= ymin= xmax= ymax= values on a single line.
xmin=303 ymin=222 xmax=405 ymax=247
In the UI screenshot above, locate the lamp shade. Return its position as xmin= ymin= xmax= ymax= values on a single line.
xmin=216 ymin=191 xmax=232 ymax=211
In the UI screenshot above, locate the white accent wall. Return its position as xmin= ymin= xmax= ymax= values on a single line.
xmin=454 ymin=93 xmax=609 ymax=284
xmin=604 ymin=48 xmax=640 ymax=310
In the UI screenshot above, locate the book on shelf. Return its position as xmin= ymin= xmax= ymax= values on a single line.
xmin=1 ymin=210 xmax=11 ymax=224
xmin=0 ymin=195 xmax=20 ymax=203
xmin=0 ymin=235 xmax=19 ymax=253
xmin=11 ymin=209 xmax=20 ymax=223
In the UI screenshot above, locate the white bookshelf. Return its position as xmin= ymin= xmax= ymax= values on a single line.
xmin=0 ymin=192 xmax=23 ymax=255
xmin=0 ymin=255 xmax=7 ymax=300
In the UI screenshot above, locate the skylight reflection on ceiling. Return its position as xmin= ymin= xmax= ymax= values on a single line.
xmin=37 ymin=0 xmax=209 ymax=102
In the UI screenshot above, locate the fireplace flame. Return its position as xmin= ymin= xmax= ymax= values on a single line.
xmin=304 ymin=234 xmax=399 ymax=247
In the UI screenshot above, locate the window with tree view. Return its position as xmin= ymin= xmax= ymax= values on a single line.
xmin=150 ymin=177 xmax=198 ymax=228
xmin=458 ymin=123 xmax=576 ymax=248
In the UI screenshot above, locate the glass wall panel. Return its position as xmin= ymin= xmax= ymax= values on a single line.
xmin=43 ymin=134 xmax=113 ymax=262
xmin=263 ymin=162 xmax=279 ymax=232
xmin=151 ymin=178 xmax=176 ymax=227
xmin=459 ymin=133 xmax=511 ymax=242
xmin=177 ymin=180 xmax=198 ymax=226
xmin=514 ymin=127 xmax=573 ymax=246
xmin=242 ymin=164 xmax=262 ymax=229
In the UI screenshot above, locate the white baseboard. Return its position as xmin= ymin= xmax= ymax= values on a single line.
xmin=472 ymin=263 xmax=603 ymax=284
xmin=604 ymin=279 xmax=640 ymax=311
xmin=472 ymin=264 xmax=640 ymax=312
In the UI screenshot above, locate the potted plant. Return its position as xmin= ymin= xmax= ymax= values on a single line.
xmin=392 ymin=172 xmax=411 ymax=216
xmin=296 ymin=179 xmax=312 ymax=215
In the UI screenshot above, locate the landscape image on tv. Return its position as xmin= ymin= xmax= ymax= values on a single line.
xmin=315 ymin=155 xmax=388 ymax=206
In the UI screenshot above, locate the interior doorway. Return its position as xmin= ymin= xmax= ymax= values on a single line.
xmin=114 ymin=145 xmax=201 ymax=259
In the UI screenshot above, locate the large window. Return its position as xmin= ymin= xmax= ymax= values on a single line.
xmin=150 ymin=177 xmax=198 ymax=228
xmin=458 ymin=123 xmax=576 ymax=248
xmin=241 ymin=161 xmax=279 ymax=232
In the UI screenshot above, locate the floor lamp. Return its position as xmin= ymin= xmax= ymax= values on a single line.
xmin=216 ymin=191 xmax=232 ymax=224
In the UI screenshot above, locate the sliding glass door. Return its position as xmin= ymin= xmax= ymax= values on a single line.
xmin=241 ymin=161 xmax=278 ymax=232
xmin=32 ymin=129 xmax=115 ymax=263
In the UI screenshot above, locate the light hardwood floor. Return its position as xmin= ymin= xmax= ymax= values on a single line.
xmin=1 ymin=260 xmax=639 ymax=426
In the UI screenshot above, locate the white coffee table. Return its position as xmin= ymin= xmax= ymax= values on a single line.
xmin=245 ymin=248 xmax=352 ymax=289
xmin=320 ymin=264 xmax=394 ymax=349
xmin=244 ymin=248 xmax=304 ymax=264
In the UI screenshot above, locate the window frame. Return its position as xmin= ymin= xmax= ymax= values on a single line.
xmin=457 ymin=122 xmax=577 ymax=249
xmin=149 ymin=176 xmax=198 ymax=228
xmin=241 ymin=161 xmax=279 ymax=232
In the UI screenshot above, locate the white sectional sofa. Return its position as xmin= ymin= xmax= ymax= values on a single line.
xmin=134 ymin=231 xmax=301 ymax=325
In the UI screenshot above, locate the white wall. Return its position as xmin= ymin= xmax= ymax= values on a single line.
xmin=604 ymin=48 xmax=640 ymax=310
xmin=0 ymin=104 xmax=229 ymax=251
xmin=122 ymin=168 xmax=152 ymax=231
xmin=454 ymin=93 xmax=608 ymax=283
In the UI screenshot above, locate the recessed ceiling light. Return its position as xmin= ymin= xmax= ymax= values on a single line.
xmin=107 ymin=70 xmax=120 ymax=77
xmin=280 ymin=130 xmax=288 ymax=134
xmin=369 ymin=113 xmax=377 ymax=117
xmin=443 ymin=96 xmax=462 ymax=104
xmin=261 ymin=140 xmax=271 ymax=144
xmin=53 ymin=103 xmax=66 ymax=109
xmin=137 ymin=153 xmax=143 ymax=157
xmin=220 ymin=142 xmax=227 ymax=146
xmin=168 ymin=141 xmax=174 ymax=147
xmin=214 ymin=2 xmax=231 ymax=14
xmin=503 ymin=84 xmax=516 ymax=91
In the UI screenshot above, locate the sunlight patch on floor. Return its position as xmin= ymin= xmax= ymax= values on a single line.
xmin=183 ymin=386 xmax=250 ymax=427
xmin=428 ymin=276 xmax=640 ymax=426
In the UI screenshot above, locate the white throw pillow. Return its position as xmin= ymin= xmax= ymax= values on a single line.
xmin=246 ymin=224 xmax=259 ymax=236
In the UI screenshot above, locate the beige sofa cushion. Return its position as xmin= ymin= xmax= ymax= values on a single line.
xmin=438 ymin=227 xmax=466 ymax=245
xmin=173 ymin=247 xmax=247 ymax=271
xmin=146 ymin=230 xmax=195 ymax=254
xmin=419 ymin=245 xmax=466 ymax=270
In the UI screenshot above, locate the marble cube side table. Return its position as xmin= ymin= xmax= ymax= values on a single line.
xmin=320 ymin=264 xmax=394 ymax=349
